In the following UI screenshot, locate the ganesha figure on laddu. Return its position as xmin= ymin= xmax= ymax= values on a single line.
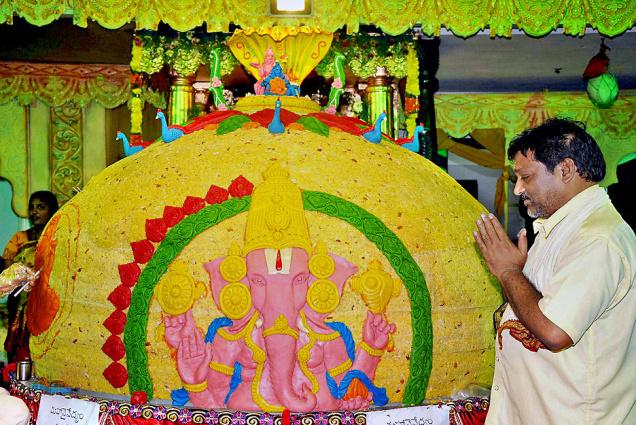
xmin=155 ymin=164 xmax=400 ymax=412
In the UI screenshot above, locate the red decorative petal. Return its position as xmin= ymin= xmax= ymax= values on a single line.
xmin=282 ymin=409 xmax=291 ymax=425
xmin=130 ymin=133 xmax=143 ymax=146
xmin=103 ymin=362 xmax=128 ymax=388
xmin=145 ymin=217 xmax=167 ymax=242
xmin=108 ymin=285 xmax=132 ymax=310
xmin=103 ymin=310 xmax=127 ymax=335
xmin=228 ymin=175 xmax=254 ymax=198
xmin=131 ymin=391 xmax=147 ymax=405
xmin=249 ymin=108 xmax=300 ymax=127
xmin=118 ymin=263 xmax=141 ymax=287
xmin=183 ymin=196 xmax=206 ymax=215
xmin=205 ymin=185 xmax=229 ymax=205
xmin=131 ymin=239 xmax=154 ymax=264
xmin=163 ymin=205 xmax=184 ymax=227
xmin=102 ymin=335 xmax=126 ymax=361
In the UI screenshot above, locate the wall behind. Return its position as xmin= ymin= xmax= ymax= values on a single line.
xmin=0 ymin=179 xmax=23 ymax=254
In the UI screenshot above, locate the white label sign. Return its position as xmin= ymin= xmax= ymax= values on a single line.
xmin=36 ymin=394 xmax=100 ymax=425
xmin=366 ymin=405 xmax=450 ymax=425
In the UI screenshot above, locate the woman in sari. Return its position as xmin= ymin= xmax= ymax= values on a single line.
xmin=2 ymin=190 xmax=58 ymax=362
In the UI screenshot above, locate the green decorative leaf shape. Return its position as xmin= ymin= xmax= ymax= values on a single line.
xmin=296 ymin=116 xmax=330 ymax=137
xmin=216 ymin=115 xmax=252 ymax=135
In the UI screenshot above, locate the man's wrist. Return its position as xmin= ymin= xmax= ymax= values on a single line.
xmin=499 ymin=267 xmax=523 ymax=283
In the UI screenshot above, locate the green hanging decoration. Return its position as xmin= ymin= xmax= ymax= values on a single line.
xmin=136 ymin=32 xmax=237 ymax=78
xmin=583 ymin=40 xmax=619 ymax=109
xmin=209 ymin=47 xmax=228 ymax=110
xmin=587 ymin=73 xmax=619 ymax=109
xmin=325 ymin=53 xmax=346 ymax=114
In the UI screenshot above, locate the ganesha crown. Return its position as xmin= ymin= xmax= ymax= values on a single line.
xmin=244 ymin=163 xmax=312 ymax=255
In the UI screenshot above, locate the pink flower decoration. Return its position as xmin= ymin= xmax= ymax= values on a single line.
xmin=204 ymin=411 xmax=219 ymax=424
xmin=211 ymin=77 xmax=223 ymax=88
xmin=342 ymin=411 xmax=355 ymax=425
xmin=332 ymin=78 xmax=343 ymax=89
xmin=325 ymin=105 xmax=337 ymax=115
xmin=218 ymin=103 xmax=228 ymax=111
xmin=129 ymin=404 xmax=142 ymax=418
xmin=106 ymin=401 xmax=119 ymax=414
xmin=231 ymin=411 xmax=246 ymax=425
xmin=178 ymin=409 xmax=192 ymax=423
xmin=153 ymin=406 xmax=167 ymax=420
xmin=260 ymin=413 xmax=274 ymax=425
xmin=314 ymin=412 xmax=329 ymax=425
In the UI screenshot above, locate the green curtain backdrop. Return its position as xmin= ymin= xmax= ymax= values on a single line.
xmin=435 ymin=90 xmax=636 ymax=188
xmin=1 ymin=0 xmax=634 ymax=37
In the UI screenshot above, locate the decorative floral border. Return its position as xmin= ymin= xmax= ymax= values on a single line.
xmin=10 ymin=379 xmax=488 ymax=425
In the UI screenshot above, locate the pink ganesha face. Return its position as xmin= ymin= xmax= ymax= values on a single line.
xmin=206 ymin=247 xmax=357 ymax=326
xmin=245 ymin=248 xmax=309 ymax=328
xmin=204 ymin=248 xmax=310 ymax=325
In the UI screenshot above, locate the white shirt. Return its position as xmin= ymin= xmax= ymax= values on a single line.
xmin=486 ymin=185 xmax=636 ymax=425
xmin=0 ymin=387 xmax=31 ymax=425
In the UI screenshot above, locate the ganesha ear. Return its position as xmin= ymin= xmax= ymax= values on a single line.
xmin=203 ymin=258 xmax=228 ymax=307
xmin=330 ymin=254 xmax=358 ymax=295
xmin=204 ymin=242 xmax=249 ymax=308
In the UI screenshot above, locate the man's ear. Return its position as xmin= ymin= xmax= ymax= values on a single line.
xmin=559 ymin=158 xmax=577 ymax=183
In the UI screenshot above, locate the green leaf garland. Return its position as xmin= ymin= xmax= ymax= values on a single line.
xmin=317 ymin=34 xmax=412 ymax=80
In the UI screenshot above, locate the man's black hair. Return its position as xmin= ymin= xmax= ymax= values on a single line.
xmin=507 ymin=118 xmax=606 ymax=182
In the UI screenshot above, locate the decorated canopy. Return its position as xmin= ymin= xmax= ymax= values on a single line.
xmin=1 ymin=0 xmax=635 ymax=37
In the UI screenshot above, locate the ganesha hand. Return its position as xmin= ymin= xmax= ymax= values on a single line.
xmin=163 ymin=310 xmax=196 ymax=349
xmin=362 ymin=311 xmax=396 ymax=350
xmin=176 ymin=322 xmax=213 ymax=385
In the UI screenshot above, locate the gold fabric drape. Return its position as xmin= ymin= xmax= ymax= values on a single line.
xmin=0 ymin=62 xmax=131 ymax=108
xmin=228 ymin=27 xmax=333 ymax=85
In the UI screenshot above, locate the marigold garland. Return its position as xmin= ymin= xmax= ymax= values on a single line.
xmin=405 ymin=45 xmax=419 ymax=97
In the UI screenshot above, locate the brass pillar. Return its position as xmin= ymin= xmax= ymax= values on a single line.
xmin=168 ymin=76 xmax=194 ymax=125
xmin=365 ymin=68 xmax=394 ymax=138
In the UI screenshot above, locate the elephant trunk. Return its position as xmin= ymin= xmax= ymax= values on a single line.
xmin=264 ymin=331 xmax=316 ymax=412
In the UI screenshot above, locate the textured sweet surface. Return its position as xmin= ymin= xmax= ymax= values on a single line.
xmin=30 ymin=123 xmax=501 ymax=402
xmin=235 ymin=95 xmax=321 ymax=114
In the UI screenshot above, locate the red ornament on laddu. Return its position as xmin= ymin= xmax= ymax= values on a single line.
xmin=228 ymin=175 xmax=254 ymax=198
xmin=130 ymin=239 xmax=154 ymax=264
xmin=206 ymin=185 xmax=230 ymax=204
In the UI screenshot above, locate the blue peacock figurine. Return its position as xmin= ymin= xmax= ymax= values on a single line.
xmin=399 ymin=124 xmax=425 ymax=153
xmin=116 ymin=131 xmax=151 ymax=157
xmin=362 ymin=112 xmax=387 ymax=144
xmin=155 ymin=110 xmax=185 ymax=143
xmin=267 ymin=98 xmax=285 ymax=134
